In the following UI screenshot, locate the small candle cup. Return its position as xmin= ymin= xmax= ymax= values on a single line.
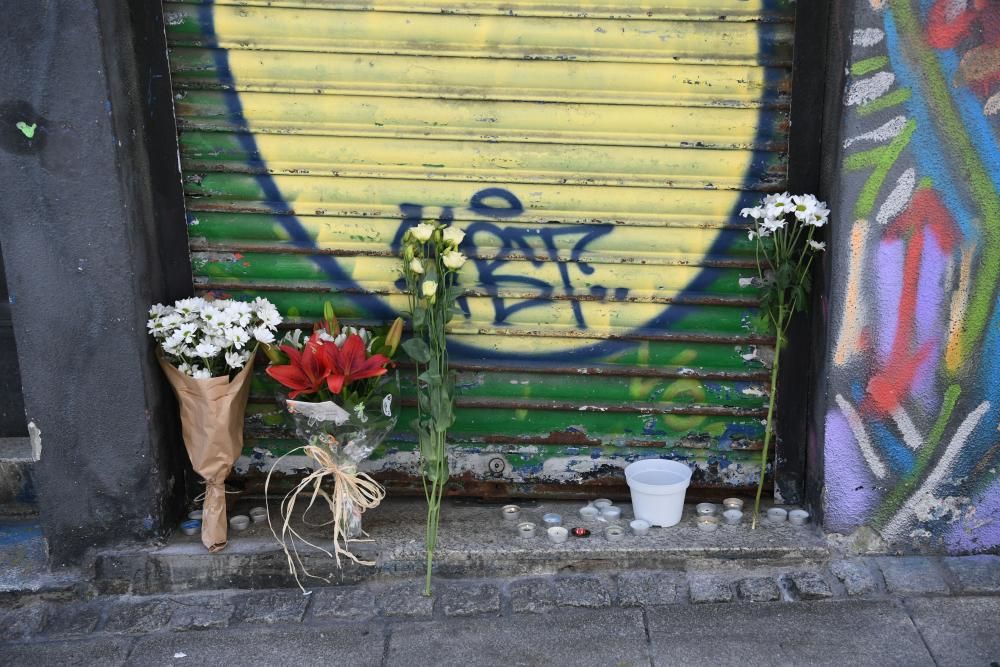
xmin=229 ymin=515 xmax=250 ymax=531
xmin=542 ymin=513 xmax=562 ymax=528
xmin=722 ymin=498 xmax=744 ymax=512
xmin=788 ymin=509 xmax=810 ymax=526
xmin=629 ymin=519 xmax=651 ymax=536
xmin=249 ymin=507 xmax=267 ymax=523
xmin=696 ymin=515 xmax=720 ymax=532
xmin=592 ymin=498 xmax=613 ymax=510
xmin=600 ymin=506 xmax=622 ymax=522
xmin=517 ymin=522 xmax=537 ymax=539
xmin=695 ymin=502 xmax=718 ymax=517
xmin=502 ymin=504 xmax=521 ymax=522
xmin=180 ymin=519 xmax=201 ymax=536
xmin=188 ymin=510 xmax=203 ymax=521
xmin=722 ymin=509 xmax=743 ymax=525
xmin=547 ymin=526 xmax=569 ymax=544
xmin=605 ymin=525 xmax=625 ymax=542
xmin=766 ymin=507 xmax=788 ymax=523
xmin=579 ymin=505 xmax=600 ymax=522
xmin=571 ymin=526 xmax=591 ymax=538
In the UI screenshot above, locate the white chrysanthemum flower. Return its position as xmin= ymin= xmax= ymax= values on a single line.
xmin=422 ymin=279 xmax=438 ymax=298
xmin=177 ymin=362 xmax=193 ymax=376
xmin=149 ymin=303 xmax=172 ymax=318
xmin=195 ymin=341 xmax=220 ymax=358
xmin=225 ymin=350 xmax=245 ymax=369
xmin=409 ymin=257 xmax=425 ymax=274
xmin=410 ymin=223 xmax=435 ymax=243
xmin=442 ymin=226 xmax=465 ymax=246
xmin=178 ymin=322 xmax=198 ymax=343
xmin=442 ymin=250 xmax=467 ymax=270
xmin=191 ymin=367 xmax=212 ymax=379
xmin=791 ymin=194 xmax=819 ymax=221
xmin=761 ymin=216 xmax=787 ymax=233
xmin=224 ymin=326 xmax=250 ymax=349
xmin=808 ymin=239 xmax=826 ymax=251
xmin=806 ymin=202 xmax=830 ymax=227
xmin=740 ymin=206 xmax=765 ymax=220
xmin=252 ymin=325 xmax=275 ymax=344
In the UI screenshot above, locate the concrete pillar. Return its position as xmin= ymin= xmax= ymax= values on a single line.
xmin=0 ymin=1 xmax=192 ymax=563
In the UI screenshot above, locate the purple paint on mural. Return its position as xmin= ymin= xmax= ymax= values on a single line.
xmin=914 ymin=230 xmax=947 ymax=347
xmin=911 ymin=340 xmax=942 ymax=412
xmin=824 ymin=408 xmax=881 ymax=532
xmin=874 ymin=239 xmax=904 ymax=365
xmin=946 ymin=477 xmax=1000 ymax=553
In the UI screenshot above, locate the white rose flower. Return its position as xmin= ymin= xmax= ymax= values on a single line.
xmin=442 ymin=226 xmax=465 ymax=246
xmin=410 ymin=223 xmax=435 ymax=243
xmin=808 ymin=239 xmax=827 ymax=251
xmin=409 ymin=257 xmax=425 ymax=274
xmin=442 ymin=250 xmax=467 ymax=270
xmin=421 ymin=279 xmax=438 ymax=298
xmin=252 ymin=326 xmax=275 ymax=344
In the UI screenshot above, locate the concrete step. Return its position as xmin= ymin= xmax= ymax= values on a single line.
xmin=0 ymin=437 xmax=37 ymax=516
xmin=0 ymin=518 xmax=82 ymax=603
xmin=93 ymin=498 xmax=829 ymax=595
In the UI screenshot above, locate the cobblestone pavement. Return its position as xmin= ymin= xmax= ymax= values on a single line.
xmin=2 ymin=555 xmax=999 ymax=666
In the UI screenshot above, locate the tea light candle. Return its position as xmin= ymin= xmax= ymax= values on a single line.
xmin=766 ymin=507 xmax=788 ymax=523
xmin=229 ymin=515 xmax=250 ymax=531
xmin=517 ymin=522 xmax=537 ymax=539
xmin=605 ymin=525 xmax=625 ymax=542
xmin=696 ymin=515 xmax=720 ymax=532
xmin=722 ymin=498 xmax=744 ymax=511
xmin=600 ymin=506 xmax=622 ymax=522
xmin=571 ymin=527 xmax=591 ymax=538
xmin=579 ymin=505 xmax=600 ymax=522
xmin=696 ymin=503 xmax=718 ymax=517
xmin=188 ymin=510 xmax=203 ymax=521
xmin=629 ymin=519 xmax=651 ymax=536
xmin=547 ymin=526 xmax=569 ymax=544
xmin=542 ymin=513 xmax=562 ymax=528
xmin=181 ymin=519 xmax=201 ymax=536
xmin=592 ymin=498 xmax=613 ymax=510
xmin=502 ymin=505 xmax=521 ymax=522
xmin=249 ymin=507 xmax=267 ymax=523
xmin=722 ymin=509 xmax=743 ymax=525
xmin=788 ymin=509 xmax=810 ymax=526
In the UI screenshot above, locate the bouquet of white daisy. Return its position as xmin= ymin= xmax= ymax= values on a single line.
xmin=148 ymin=296 xmax=282 ymax=552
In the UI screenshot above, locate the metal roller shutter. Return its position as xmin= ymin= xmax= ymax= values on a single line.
xmin=163 ymin=0 xmax=793 ymax=497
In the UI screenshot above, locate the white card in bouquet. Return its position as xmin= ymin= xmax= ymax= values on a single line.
xmin=286 ymin=399 xmax=351 ymax=425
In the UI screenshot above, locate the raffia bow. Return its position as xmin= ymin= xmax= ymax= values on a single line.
xmin=265 ymin=439 xmax=386 ymax=593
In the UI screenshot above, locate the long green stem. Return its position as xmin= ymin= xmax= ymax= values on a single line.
xmin=752 ymin=303 xmax=786 ymax=529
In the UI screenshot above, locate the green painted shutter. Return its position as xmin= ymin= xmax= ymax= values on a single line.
xmin=164 ymin=0 xmax=793 ymax=496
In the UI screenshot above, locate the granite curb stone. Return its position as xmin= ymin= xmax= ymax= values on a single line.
xmin=737 ymin=576 xmax=782 ymax=602
xmin=617 ymin=570 xmax=686 ymax=606
xmin=829 ymin=560 xmax=878 ymax=596
xmin=877 ymin=557 xmax=950 ymax=595
xmin=438 ymin=581 xmax=501 ymax=617
xmin=941 ymin=554 xmax=1000 ymax=594
xmin=231 ymin=590 xmax=308 ymax=625
xmin=377 ymin=581 xmax=435 ymax=618
xmin=689 ymin=575 xmax=734 ymax=604
xmin=309 ymin=586 xmax=376 ymax=620
xmin=783 ymin=571 xmax=834 ymax=600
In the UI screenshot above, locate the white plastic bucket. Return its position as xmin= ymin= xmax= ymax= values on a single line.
xmin=624 ymin=459 xmax=692 ymax=527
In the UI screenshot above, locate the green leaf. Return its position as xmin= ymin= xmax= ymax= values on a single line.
xmin=402 ymin=337 xmax=431 ymax=363
xmin=412 ymin=306 xmax=427 ymax=329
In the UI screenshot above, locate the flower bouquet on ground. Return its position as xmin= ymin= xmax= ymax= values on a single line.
xmin=264 ymin=303 xmax=403 ymax=588
xmin=739 ymin=193 xmax=828 ymax=527
xmin=148 ymin=296 xmax=282 ymax=552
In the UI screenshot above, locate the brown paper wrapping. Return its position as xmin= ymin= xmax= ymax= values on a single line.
xmin=158 ymin=353 xmax=255 ymax=552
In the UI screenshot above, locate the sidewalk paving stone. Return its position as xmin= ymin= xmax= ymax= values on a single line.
xmin=876 ymin=557 xmax=949 ymax=595
xmin=231 ymin=590 xmax=307 ymax=625
xmin=689 ymin=575 xmax=734 ymax=604
xmin=309 ymin=586 xmax=375 ymax=620
xmin=906 ymin=596 xmax=1000 ymax=667
xmin=377 ymin=581 xmax=434 ymax=618
xmin=168 ymin=595 xmax=234 ymax=631
xmin=647 ymin=600 xmax=934 ymax=666
xmin=438 ymin=581 xmax=501 ymax=617
xmin=830 ymin=560 xmax=877 ymax=596
xmin=941 ymin=555 xmax=1000 ymax=594
xmin=387 ymin=607 xmax=649 ymax=667
xmin=42 ymin=601 xmax=102 ymax=636
xmin=783 ymin=571 xmax=834 ymax=600
xmin=0 ymin=637 xmax=131 ymax=667
xmin=103 ymin=599 xmax=173 ymax=634
xmin=617 ymin=570 xmax=686 ymax=607
xmin=0 ymin=603 xmax=47 ymax=639
xmin=737 ymin=576 xmax=781 ymax=602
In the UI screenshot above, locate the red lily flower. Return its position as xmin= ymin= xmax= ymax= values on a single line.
xmin=324 ymin=334 xmax=390 ymax=394
xmin=266 ymin=335 xmax=332 ymax=399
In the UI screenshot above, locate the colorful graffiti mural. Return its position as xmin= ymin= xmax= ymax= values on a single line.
xmin=827 ymin=0 xmax=1000 ymax=551
xmin=164 ymin=1 xmax=795 ymax=492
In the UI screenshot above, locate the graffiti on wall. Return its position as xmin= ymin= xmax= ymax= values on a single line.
xmin=828 ymin=0 xmax=1000 ymax=550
